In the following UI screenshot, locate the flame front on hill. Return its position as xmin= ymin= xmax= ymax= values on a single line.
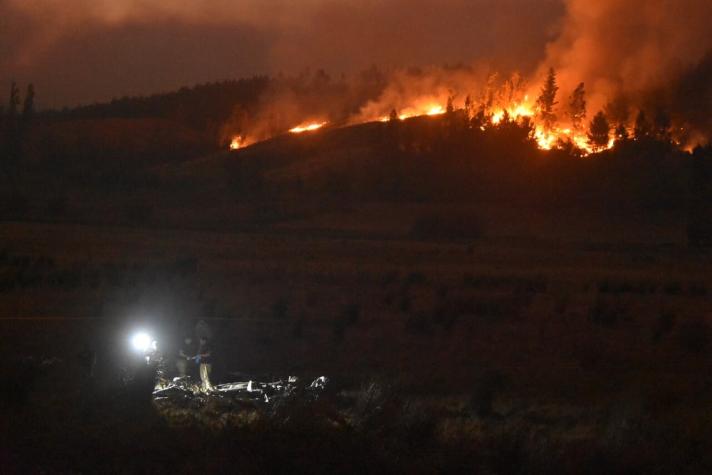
xmin=227 ymin=85 xmax=621 ymax=155
xmin=289 ymin=122 xmax=328 ymax=134
xmin=229 ymin=136 xmax=246 ymax=150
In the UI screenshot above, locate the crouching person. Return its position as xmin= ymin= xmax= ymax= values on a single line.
xmin=197 ymin=336 xmax=214 ymax=392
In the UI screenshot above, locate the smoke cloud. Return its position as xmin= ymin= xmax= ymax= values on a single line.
xmin=539 ymin=0 xmax=712 ymax=135
xmin=1 ymin=0 xmax=561 ymax=107
xmin=6 ymin=0 xmax=712 ymax=141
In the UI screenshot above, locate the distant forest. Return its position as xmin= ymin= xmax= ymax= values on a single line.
xmin=39 ymin=67 xmax=387 ymax=135
xmin=42 ymin=76 xmax=273 ymax=131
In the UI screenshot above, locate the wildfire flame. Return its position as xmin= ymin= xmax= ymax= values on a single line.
xmin=229 ymin=135 xmax=246 ymax=150
xmin=227 ymin=93 xmax=618 ymax=156
xmin=426 ymin=105 xmax=445 ymax=116
xmin=477 ymin=95 xmax=614 ymax=155
xmin=379 ymin=103 xmax=447 ymax=122
xmin=289 ymin=121 xmax=328 ymax=134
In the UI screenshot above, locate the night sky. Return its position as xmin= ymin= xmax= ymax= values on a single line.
xmin=1 ymin=0 xmax=563 ymax=108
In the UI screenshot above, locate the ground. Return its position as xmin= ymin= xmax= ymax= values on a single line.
xmin=1 ymin=205 xmax=712 ymax=473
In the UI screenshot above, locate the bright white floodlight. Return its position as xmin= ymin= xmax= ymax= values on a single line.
xmin=131 ymin=332 xmax=153 ymax=353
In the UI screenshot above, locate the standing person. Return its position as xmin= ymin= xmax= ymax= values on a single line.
xmin=176 ymin=336 xmax=195 ymax=378
xmin=196 ymin=336 xmax=214 ymax=392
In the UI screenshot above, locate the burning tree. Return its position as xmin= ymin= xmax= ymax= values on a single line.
xmin=653 ymin=109 xmax=672 ymax=143
xmin=587 ymin=111 xmax=611 ymax=152
xmin=634 ymin=111 xmax=652 ymax=141
xmin=605 ymin=95 xmax=630 ymax=129
xmin=536 ymin=68 xmax=559 ymax=131
xmin=464 ymin=95 xmax=473 ymax=120
xmin=446 ymin=96 xmax=455 ymax=115
xmin=614 ymin=123 xmax=629 ymax=142
xmin=568 ymin=82 xmax=586 ymax=132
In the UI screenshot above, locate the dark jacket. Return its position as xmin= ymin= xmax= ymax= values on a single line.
xmin=197 ymin=341 xmax=212 ymax=365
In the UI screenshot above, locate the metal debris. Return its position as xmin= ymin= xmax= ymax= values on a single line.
xmin=153 ymin=375 xmax=329 ymax=406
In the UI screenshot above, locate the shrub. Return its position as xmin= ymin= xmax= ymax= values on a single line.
xmin=332 ymin=304 xmax=361 ymax=342
xmin=677 ymin=320 xmax=711 ymax=354
xmin=45 ymin=194 xmax=69 ymax=217
xmin=381 ymin=270 xmax=400 ymax=286
xmin=332 ymin=316 xmax=347 ymax=342
xmin=343 ymin=303 xmax=361 ymax=326
xmin=432 ymin=301 xmax=461 ymax=330
xmin=124 ymin=202 xmax=154 ymax=226
xmin=272 ymin=298 xmax=289 ymax=320
xmin=468 ymin=370 xmax=506 ymax=418
xmin=172 ymin=256 xmax=198 ymax=276
xmin=351 ymin=381 xmax=402 ymax=434
xmin=291 ymin=317 xmax=304 ymax=339
xmin=395 ymin=401 xmax=438 ymax=451
xmin=411 ymin=212 xmax=484 ymax=240
xmin=597 ymin=279 xmax=655 ymax=295
xmin=651 ymin=311 xmax=676 ymax=343
xmin=405 ymin=312 xmax=432 ymax=335
xmin=663 ymin=281 xmax=682 ymax=295
xmin=0 ymin=192 xmax=29 ymax=219
xmin=405 ymin=271 xmax=427 ymax=286
xmin=688 ymin=282 xmax=708 ymax=297
xmin=589 ymin=298 xmax=627 ymax=327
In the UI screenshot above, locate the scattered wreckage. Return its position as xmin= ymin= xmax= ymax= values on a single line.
xmin=127 ymin=329 xmax=330 ymax=410
xmin=152 ymin=375 xmax=329 ymax=407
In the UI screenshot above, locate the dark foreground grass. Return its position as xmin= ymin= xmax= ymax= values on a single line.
xmin=2 ymin=223 xmax=712 ymax=473
xmin=4 ymin=365 xmax=712 ymax=474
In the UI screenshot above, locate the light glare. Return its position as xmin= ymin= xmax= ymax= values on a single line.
xmin=131 ymin=332 xmax=153 ymax=352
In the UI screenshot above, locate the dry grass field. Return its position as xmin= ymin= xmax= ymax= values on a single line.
xmin=2 ymin=206 xmax=711 ymax=472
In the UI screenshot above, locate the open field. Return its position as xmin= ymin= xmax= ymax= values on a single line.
xmin=1 ymin=213 xmax=708 ymax=382
xmin=2 ymin=213 xmax=712 ymax=472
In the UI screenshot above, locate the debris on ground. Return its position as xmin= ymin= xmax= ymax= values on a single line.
xmin=153 ymin=375 xmax=329 ymax=407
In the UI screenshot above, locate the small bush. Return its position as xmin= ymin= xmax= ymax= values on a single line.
xmin=396 ymin=401 xmax=438 ymax=451
xmin=688 ymin=282 xmax=708 ymax=297
xmin=469 ymin=370 xmax=506 ymax=418
xmin=172 ymin=256 xmax=198 ymax=276
xmin=332 ymin=304 xmax=361 ymax=342
xmin=405 ymin=271 xmax=427 ymax=286
xmin=343 ymin=303 xmax=361 ymax=326
xmin=291 ymin=317 xmax=304 ymax=339
xmin=124 ymin=202 xmax=154 ymax=226
xmin=677 ymin=320 xmax=711 ymax=354
xmin=411 ymin=212 xmax=484 ymax=240
xmin=45 ymin=195 xmax=69 ymax=217
xmin=589 ymin=298 xmax=627 ymax=327
xmin=272 ymin=298 xmax=289 ymax=320
xmin=399 ymin=294 xmax=412 ymax=313
xmin=663 ymin=281 xmax=682 ymax=296
xmin=651 ymin=311 xmax=676 ymax=343
xmin=351 ymin=381 xmax=402 ymax=433
xmin=332 ymin=317 xmax=347 ymax=342
xmin=306 ymin=292 xmax=318 ymax=307
xmin=381 ymin=270 xmax=400 ymax=286
xmin=405 ymin=312 xmax=432 ymax=335
xmin=47 ymin=268 xmax=83 ymax=290
xmin=0 ymin=193 xmax=29 ymax=219
xmin=597 ymin=279 xmax=655 ymax=295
